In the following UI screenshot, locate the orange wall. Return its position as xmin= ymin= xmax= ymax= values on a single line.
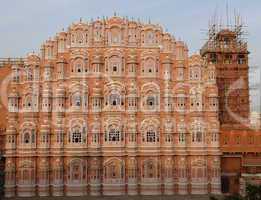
xmin=221 ymin=129 xmax=261 ymax=153
xmin=0 ymin=65 xmax=11 ymax=151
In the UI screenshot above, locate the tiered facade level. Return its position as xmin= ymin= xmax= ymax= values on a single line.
xmin=4 ymin=16 xmax=221 ymax=197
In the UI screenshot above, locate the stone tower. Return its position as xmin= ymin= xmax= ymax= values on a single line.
xmin=200 ymin=25 xmax=250 ymax=127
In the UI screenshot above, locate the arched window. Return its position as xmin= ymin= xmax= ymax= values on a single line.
xmin=110 ymin=27 xmax=121 ymax=45
xmin=53 ymin=160 xmax=63 ymax=185
xmin=92 ymin=133 xmax=99 ymax=143
xmin=72 ymin=163 xmax=80 ymax=180
xmin=178 ymin=159 xmax=186 ymax=179
xmin=191 ymin=122 xmax=204 ymax=143
xmin=48 ymin=47 xmax=52 ymax=58
xmin=24 ymin=95 xmax=33 ymax=109
xmin=128 ymin=28 xmax=136 ymax=43
xmin=76 ymin=63 xmax=82 ymax=72
xmin=189 ymin=66 xmax=201 ymax=80
xmin=190 ymin=87 xmax=202 ymax=111
xmin=193 ymin=131 xmax=202 ymax=142
xmin=104 ymin=159 xmax=124 ymax=183
xmin=113 ymin=65 xmax=117 ymax=72
xmin=91 ymin=123 xmax=100 ymax=144
xmin=71 ymin=34 xmax=75 ymax=43
xmin=109 ymin=55 xmax=121 ymax=75
xmin=69 ymin=159 xmax=84 ymax=184
xmin=177 ymin=67 xmax=184 ymax=80
xmin=177 ymin=95 xmax=186 ymax=110
xmin=191 ymin=160 xmax=206 ymax=181
xmin=147 ymin=162 xmax=154 ymax=178
xmin=72 ymin=127 xmax=82 ymax=143
xmin=224 ymin=54 xmax=232 ymax=64
xmin=108 ymin=128 xmax=120 ymax=142
xmin=89 ymin=160 xmax=100 ymax=181
xmin=165 ymin=134 xmax=172 ymax=142
xmin=141 ymin=119 xmax=159 ymax=143
xmin=238 ymin=54 xmax=246 ymax=64
xmin=143 ymin=160 xmax=157 ymax=179
xmin=93 ymin=22 xmax=102 ymax=42
xmin=58 ymin=39 xmax=66 ymax=53
xmin=24 ymin=132 xmax=30 ymax=143
xmin=128 ymin=133 xmax=136 ymax=142
xmin=179 ymin=132 xmax=185 ymax=143
xmin=22 ymin=130 xmax=35 ymax=144
xmin=209 ymin=97 xmax=218 ymax=110
xmin=76 ymin=32 xmax=84 ymax=44
xmin=104 ymin=82 xmax=124 ymax=110
xmin=209 ymin=70 xmax=215 ymax=81
xmin=5 ymin=163 xmax=15 ymax=185
xmin=211 ymin=132 xmax=219 ymax=142
xmin=142 ymin=57 xmax=156 ymax=76
xmin=211 ymin=160 xmax=220 ymax=179
xmin=165 ymin=160 xmax=172 ymax=178
xmin=105 ymin=124 xmax=123 ymax=142
xmin=178 ymin=123 xmax=186 ymax=144
xmin=128 ymin=159 xmax=136 ymax=179
xmin=146 ymin=130 xmax=156 ymax=142
xmin=145 ymin=31 xmax=155 ymax=45
xmin=147 ymin=58 xmax=155 ymax=73
xmin=71 ymin=92 xmax=81 ymax=107
xmin=109 ymin=93 xmax=121 ymax=106
xmin=73 ymin=59 xmax=84 ymax=73
xmin=146 ymin=95 xmax=155 ymax=106
xmin=142 ymin=84 xmax=159 ymax=111
xmin=18 ymin=161 xmax=35 ymax=185
xmin=25 ymin=67 xmax=33 ymax=81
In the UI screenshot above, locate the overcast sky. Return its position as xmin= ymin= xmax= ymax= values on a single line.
xmin=0 ymin=0 xmax=260 ymax=111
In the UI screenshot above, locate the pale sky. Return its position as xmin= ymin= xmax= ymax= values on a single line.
xmin=0 ymin=0 xmax=260 ymax=111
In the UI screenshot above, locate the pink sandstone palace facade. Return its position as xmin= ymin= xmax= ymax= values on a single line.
xmin=3 ymin=16 xmax=222 ymax=197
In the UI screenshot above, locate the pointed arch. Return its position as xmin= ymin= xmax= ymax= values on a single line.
xmin=68 ymin=118 xmax=87 ymax=144
xmin=142 ymin=158 xmax=159 ymax=179
xmin=140 ymin=118 xmax=160 ymax=143
xmin=20 ymin=122 xmax=36 ymax=145
xmin=104 ymin=118 xmax=124 ymax=142
xmin=103 ymin=158 xmax=124 ymax=183
xmin=190 ymin=120 xmax=205 ymax=143
xmin=141 ymin=82 xmax=160 ymax=111
xmin=68 ymin=158 xmax=86 ymax=184
xmin=18 ymin=160 xmax=35 ymax=185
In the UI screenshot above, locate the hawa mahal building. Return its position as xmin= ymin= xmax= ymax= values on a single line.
xmin=0 ymin=15 xmax=259 ymax=197
xmin=3 ymin=16 xmax=221 ymax=197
